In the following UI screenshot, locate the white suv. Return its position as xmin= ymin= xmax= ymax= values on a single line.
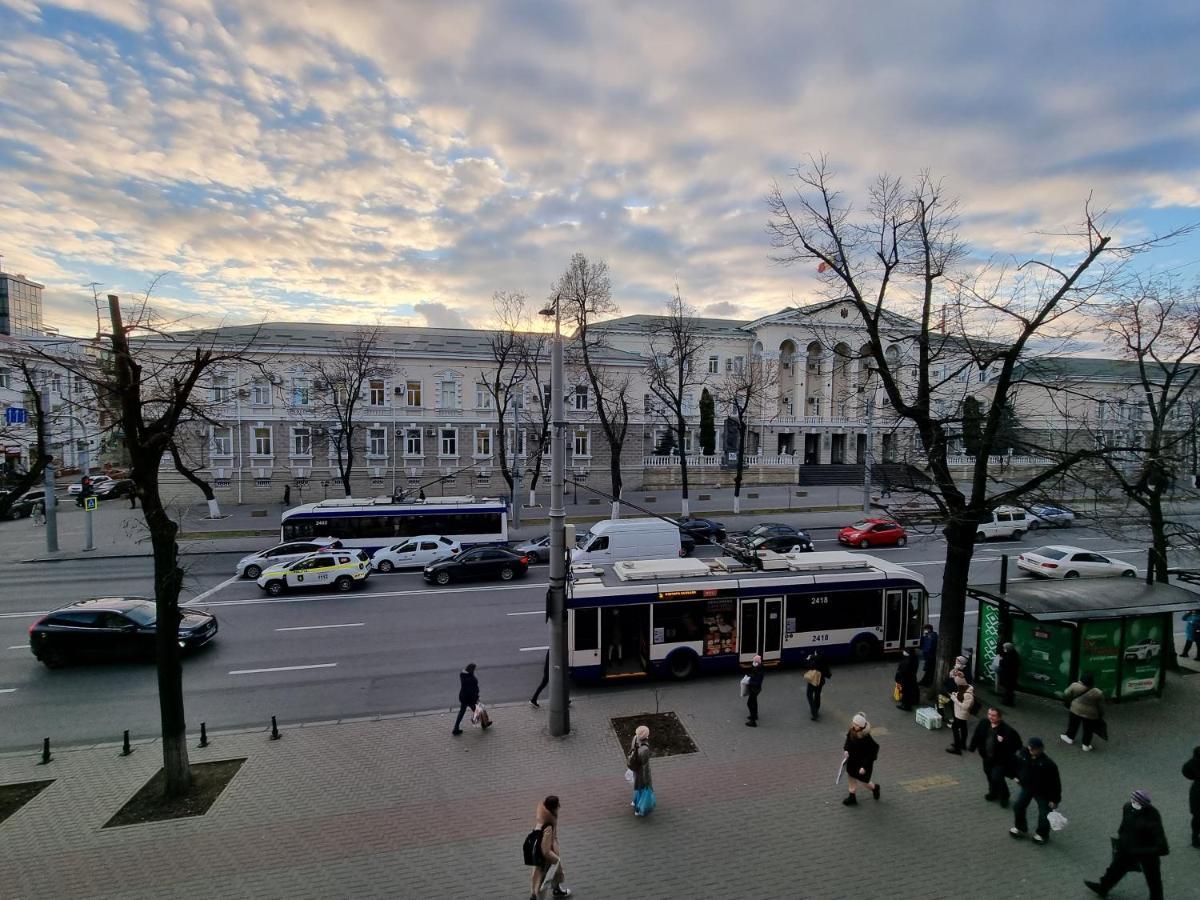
xmin=975 ymin=506 xmax=1030 ymax=542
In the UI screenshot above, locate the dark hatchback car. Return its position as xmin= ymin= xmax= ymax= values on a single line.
xmin=96 ymin=479 xmax=135 ymax=501
xmin=29 ymin=597 xmax=218 ymax=668
xmin=423 ymin=547 xmax=530 ymax=585
xmin=676 ymin=517 xmax=727 ymax=545
xmin=726 ymin=523 xmax=813 ymax=551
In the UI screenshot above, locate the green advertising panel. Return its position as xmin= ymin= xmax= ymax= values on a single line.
xmin=1012 ymin=617 xmax=1074 ymax=698
xmin=1078 ymin=619 xmax=1122 ymax=700
xmin=978 ymin=600 xmax=1001 ymax=682
xmin=1120 ymin=615 xmax=1165 ymax=697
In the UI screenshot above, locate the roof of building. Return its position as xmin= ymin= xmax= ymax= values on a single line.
xmin=590 ymin=314 xmax=752 ymax=337
xmin=966 ymin=577 xmax=1199 ymax=621
xmin=1011 ymin=357 xmax=1200 ymax=384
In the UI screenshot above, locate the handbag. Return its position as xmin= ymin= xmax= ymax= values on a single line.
xmin=804 ymin=669 xmax=822 ymax=686
xmin=740 ymin=674 xmax=751 ymax=697
xmin=892 ymin=682 xmax=902 ymax=702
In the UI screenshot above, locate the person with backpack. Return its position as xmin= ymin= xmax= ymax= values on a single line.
xmin=627 ymin=725 xmax=654 ymax=816
xmin=803 ymin=649 xmax=832 ymax=721
xmin=525 ymin=795 xmax=571 ymax=899
xmin=945 ymin=671 xmax=976 ymax=755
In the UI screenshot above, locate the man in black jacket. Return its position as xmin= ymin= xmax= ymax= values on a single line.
xmin=968 ymin=707 xmax=1021 ymax=808
xmin=1085 ymin=790 xmax=1169 ymax=900
xmin=1009 ymin=737 xmax=1061 ymax=844
xmin=997 ymin=642 xmax=1020 ymax=706
xmin=452 ymin=662 xmax=483 ymax=735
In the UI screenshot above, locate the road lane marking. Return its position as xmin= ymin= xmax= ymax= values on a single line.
xmin=190 ymin=574 xmax=241 ymax=604
xmin=202 ymin=582 xmax=549 ymax=607
xmin=507 ymin=610 xmax=544 ymax=616
xmin=229 ymin=663 xmax=339 ymax=675
xmin=0 ymin=611 xmax=48 ymax=620
xmin=0 ymin=688 xmax=16 ymax=694
xmin=520 ymin=645 xmax=550 ymax=652
xmin=7 ymin=645 xmax=26 ymax=650
xmin=275 ymin=623 xmax=365 ymax=632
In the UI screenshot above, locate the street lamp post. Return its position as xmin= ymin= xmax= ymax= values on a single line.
xmin=539 ymin=294 xmax=569 ymax=737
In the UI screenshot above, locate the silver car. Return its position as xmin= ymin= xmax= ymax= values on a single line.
xmin=236 ymin=538 xmax=337 ymax=579
xmin=511 ymin=534 xmax=551 ymax=564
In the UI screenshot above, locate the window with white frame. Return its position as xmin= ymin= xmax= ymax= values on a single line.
xmin=49 ymin=374 xmax=62 ymax=394
xmin=252 ymin=426 xmax=272 ymax=456
xmin=541 ymin=431 xmax=552 ymax=456
xmin=682 ymin=430 xmax=694 ymax=453
xmin=291 ymin=379 xmax=310 ymax=406
xmin=978 ymin=366 xmax=988 ymax=382
xmin=368 ymin=427 xmax=387 ymax=456
xmin=73 ymin=375 xmax=86 ymax=394
xmin=956 ymin=367 xmax=969 ymax=383
xmin=211 ymin=374 xmax=231 ymax=403
xmin=291 ymin=427 xmax=312 ymax=456
xmin=439 ymin=379 xmax=457 ymax=409
xmin=511 ymin=388 xmax=525 ymax=411
xmin=643 ymin=393 xmax=653 ymax=414
xmin=406 ymin=380 xmax=423 ymax=407
xmin=732 ymin=356 xmax=745 ymax=374
xmin=251 ymin=380 xmax=271 ymax=405
xmin=211 ymin=426 xmax=233 ymax=456
xmin=369 ymin=379 xmax=386 ymax=406
xmin=708 ymin=355 xmax=720 ymax=374
xmin=573 ymin=429 xmax=590 ymax=457
xmin=475 ymin=383 xmax=493 ymax=409
xmin=574 ymin=384 xmax=589 ymax=411
xmin=440 ymin=428 xmax=457 ymax=457
xmin=474 ymin=428 xmax=491 ymax=457
xmin=405 ymin=428 xmax=423 ymax=456
xmin=0 ymin=368 xmax=9 ymax=389
xmin=542 ymin=383 xmax=552 ymax=404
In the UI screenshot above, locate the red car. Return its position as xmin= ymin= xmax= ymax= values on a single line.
xmin=838 ymin=519 xmax=907 ymax=549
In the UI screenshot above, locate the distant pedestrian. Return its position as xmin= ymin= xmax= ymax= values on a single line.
xmin=530 ymin=649 xmax=550 ymax=708
xmin=1060 ymin=673 xmax=1104 ymax=752
xmin=968 ymin=707 xmax=1022 ymax=808
xmin=1009 ymin=737 xmax=1062 ymax=844
xmin=918 ymin=624 xmax=938 ymax=687
xmin=627 ymin=725 xmax=654 ymax=816
xmin=452 ymin=662 xmax=484 ymax=735
xmin=1182 ymin=608 xmax=1200 ymax=659
xmin=841 ymin=712 xmax=881 ymax=806
xmin=894 ymin=647 xmax=919 ymax=711
xmin=1183 ymin=746 xmax=1200 ymax=849
xmin=997 ymin=642 xmax=1021 ymax=706
xmin=744 ymin=654 xmax=764 ymax=727
xmin=529 ymin=795 xmax=571 ymax=899
xmin=945 ymin=671 xmax=975 ymax=755
xmin=282 ymin=485 xmax=291 ymax=507
xmin=418 ymin=488 xmax=426 ymax=501
xmin=1084 ymin=790 xmax=1168 ymax=900
xmin=32 ymin=500 xmax=45 ymax=526
xmin=803 ymin=649 xmax=831 ymax=721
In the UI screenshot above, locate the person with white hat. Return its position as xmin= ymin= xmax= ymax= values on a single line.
xmin=1085 ymin=789 xmax=1169 ymax=900
xmin=841 ymin=712 xmax=881 ymax=806
xmin=744 ymin=654 xmax=765 ymax=727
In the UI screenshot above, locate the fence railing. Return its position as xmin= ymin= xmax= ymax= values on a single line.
xmin=642 ymin=454 xmax=801 ymax=468
xmin=944 ymin=454 xmax=1054 ymax=467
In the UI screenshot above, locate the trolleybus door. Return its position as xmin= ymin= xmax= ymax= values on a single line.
xmin=739 ymin=596 xmax=784 ymax=663
xmin=883 ymin=588 xmax=923 ymax=650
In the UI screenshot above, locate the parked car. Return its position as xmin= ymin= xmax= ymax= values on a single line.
xmin=256 ymin=549 xmax=371 ymax=596
xmin=236 ymin=538 xmax=338 ymax=579
xmin=29 ymin=597 xmax=218 ymax=668
xmin=729 ymin=533 xmax=815 ymax=566
xmin=1027 ymin=504 xmax=1075 ymax=528
xmin=95 ymin=478 xmax=135 ymax=500
xmin=67 ymin=475 xmax=112 ymax=496
xmin=371 ymin=535 xmax=460 ymax=572
xmin=676 ymin=517 xmax=727 ymax=545
xmin=512 ymin=534 xmax=551 ymax=564
xmin=838 ymin=519 xmax=908 ymax=549
xmin=726 ymin=523 xmax=811 ymax=549
xmin=423 ymin=547 xmax=530 ymax=585
xmin=975 ymin=507 xmax=1031 ymax=541
xmin=1016 ymin=545 xmax=1137 ymax=579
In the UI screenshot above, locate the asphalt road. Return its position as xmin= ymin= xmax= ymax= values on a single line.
xmin=0 ymin=521 xmax=1188 ymax=750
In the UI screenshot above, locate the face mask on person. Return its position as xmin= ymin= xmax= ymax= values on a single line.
xmin=1131 ymin=801 xmax=1143 ymax=811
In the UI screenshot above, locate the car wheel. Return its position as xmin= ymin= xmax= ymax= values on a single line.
xmin=1121 ymin=569 xmax=1137 ymax=578
xmin=849 ymin=636 xmax=879 ymax=662
xmin=525 ymin=551 xmax=540 ymax=565
xmin=335 ymin=576 xmax=353 ymax=592
xmin=859 ymin=538 xmax=870 ymax=549
xmin=715 ymin=531 xmax=726 ymax=544
xmin=975 ymin=532 xmax=986 ymax=543
xmin=40 ymin=647 xmax=68 ymax=669
xmin=667 ymin=650 xmax=697 ymax=680
xmin=680 ymin=545 xmax=693 ymax=557
xmin=896 ymin=536 xmax=907 ymax=547
xmin=243 ymin=564 xmax=262 ymax=580
xmin=1064 ymin=571 xmax=1080 ymax=579
xmin=435 ymin=570 xmax=451 ymax=586
xmin=265 ymin=580 xmax=286 ymax=596
xmin=499 ymin=566 xmax=515 ymax=581
xmin=377 ymin=560 xmax=395 ymax=573
xmin=6 ymin=509 xmax=21 ymax=520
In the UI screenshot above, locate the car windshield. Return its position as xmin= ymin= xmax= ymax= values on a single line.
xmin=849 ymin=522 xmax=870 ymax=531
xmin=123 ymin=603 xmax=157 ymax=626
xmin=1032 ymin=547 xmax=1067 ymax=560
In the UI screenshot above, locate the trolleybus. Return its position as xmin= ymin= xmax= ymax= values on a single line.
xmin=280 ymin=496 xmax=507 ymax=555
xmin=566 ymin=550 xmax=925 ymax=681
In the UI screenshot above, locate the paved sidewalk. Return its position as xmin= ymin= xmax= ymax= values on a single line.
xmin=2 ymin=662 xmax=1196 ymax=899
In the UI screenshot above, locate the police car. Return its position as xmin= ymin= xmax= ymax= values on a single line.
xmin=256 ymin=549 xmax=371 ymax=596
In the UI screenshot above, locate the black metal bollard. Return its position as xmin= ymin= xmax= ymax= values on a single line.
xmin=120 ymin=730 xmax=134 ymax=756
xmin=270 ymin=715 xmax=281 ymax=741
xmin=198 ymin=722 xmax=208 ymax=748
xmin=39 ymin=737 xmax=51 ymax=765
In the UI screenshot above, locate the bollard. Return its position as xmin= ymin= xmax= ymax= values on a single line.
xmin=120 ymin=730 xmax=134 ymax=757
xmin=270 ymin=715 xmax=281 ymax=741
xmin=39 ymin=737 xmax=51 ymax=765
xmin=198 ymin=722 xmax=208 ymax=748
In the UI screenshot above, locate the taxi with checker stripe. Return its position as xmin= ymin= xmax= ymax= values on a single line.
xmin=256 ymin=548 xmax=371 ymax=596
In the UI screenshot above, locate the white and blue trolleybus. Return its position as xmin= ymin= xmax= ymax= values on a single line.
xmin=280 ymin=496 xmax=508 ymax=555
xmin=567 ymin=550 xmax=925 ymax=681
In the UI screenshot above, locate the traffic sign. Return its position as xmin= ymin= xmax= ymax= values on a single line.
xmin=84 ymin=496 xmax=98 ymax=511
xmin=4 ymin=407 xmax=27 ymax=426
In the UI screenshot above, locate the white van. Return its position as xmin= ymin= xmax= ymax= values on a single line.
xmin=976 ymin=506 xmax=1030 ymax=542
xmin=571 ymin=518 xmax=683 ymax=566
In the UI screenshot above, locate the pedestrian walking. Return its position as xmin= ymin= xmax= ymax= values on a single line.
xmin=894 ymin=647 xmax=919 ymax=711
xmin=1183 ymin=745 xmax=1200 ymax=849
xmin=418 ymin=488 xmax=426 ymax=501
xmin=627 ymin=725 xmax=654 ymax=816
xmin=282 ymin=484 xmax=291 ymax=507
xmin=1084 ymin=790 xmax=1169 ymax=900
xmin=32 ymin=500 xmax=45 ymax=526
xmin=1182 ymin=608 xmax=1200 ymax=659
xmin=744 ymin=654 xmax=764 ymax=727
xmin=452 ymin=662 xmax=487 ymax=735
xmin=1060 ymin=673 xmax=1104 ymax=752
xmin=803 ymin=649 xmax=831 ymax=721
xmin=968 ymin=707 xmax=1022 ymax=808
xmin=1009 ymin=737 xmax=1062 ymax=844
xmin=918 ymin=624 xmax=938 ymax=687
xmin=997 ymin=642 xmax=1021 ymax=706
xmin=528 ymin=795 xmax=572 ymax=899
xmin=841 ymin=712 xmax=881 ymax=805
xmin=530 ymin=649 xmax=550 ymax=708
xmin=945 ymin=671 xmax=975 ymax=755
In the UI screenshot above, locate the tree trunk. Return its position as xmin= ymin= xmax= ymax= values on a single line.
xmin=1146 ymin=492 xmax=1169 ymax=582
xmin=676 ymin=415 xmax=689 ymax=516
xmin=608 ymin=443 xmax=623 ymax=514
xmin=929 ymin=517 xmax=976 ymax=704
xmin=732 ymin=421 xmax=748 ymax=514
xmin=339 ymin=444 xmax=354 ymax=497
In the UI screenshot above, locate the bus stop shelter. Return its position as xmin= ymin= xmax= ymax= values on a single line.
xmin=967 ymin=577 xmax=1200 ymax=701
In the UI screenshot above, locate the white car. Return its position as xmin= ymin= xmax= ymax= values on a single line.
xmin=236 ymin=538 xmax=337 ymax=579
xmin=1016 ymin=545 xmax=1137 ymax=580
xmin=67 ymin=475 xmax=112 ymax=495
xmin=1124 ymin=639 xmax=1160 ymax=662
xmin=371 ymin=535 xmax=461 ymax=572
xmin=975 ymin=506 xmax=1031 ymax=541
xmin=256 ymin=549 xmax=370 ymax=596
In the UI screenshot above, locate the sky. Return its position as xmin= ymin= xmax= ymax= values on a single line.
xmin=2 ymin=1 xmax=1199 ymax=338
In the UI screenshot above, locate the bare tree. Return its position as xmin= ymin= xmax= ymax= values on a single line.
xmin=304 ymin=327 xmax=390 ymax=497
xmin=0 ymin=357 xmax=52 ymax=519
xmin=167 ymin=429 xmax=223 ymax=518
xmin=766 ymin=157 xmax=1188 ymax=695
xmin=714 ymin=351 xmax=779 ymax=514
xmin=555 ymin=254 xmax=635 ymax=519
xmin=477 ymin=292 xmax=530 ymax=495
xmin=519 ymin=329 xmax=552 ymax=507
xmin=646 ymin=287 xmax=708 ymax=516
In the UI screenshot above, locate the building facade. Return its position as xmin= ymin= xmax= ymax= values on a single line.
xmin=0 ymin=270 xmax=45 ymax=336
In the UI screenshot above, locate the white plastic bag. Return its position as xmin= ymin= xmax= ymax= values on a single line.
xmin=739 ymin=674 xmax=751 ymax=697
xmin=624 ymin=768 xmax=635 ymax=784
xmin=471 ymin=703 xmax=484 ymax=726
xmin=1047 ymin=809 xmax=1068 ymax=832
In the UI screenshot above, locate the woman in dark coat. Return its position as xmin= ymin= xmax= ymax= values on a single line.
xmin=895 ymin=648 xmax=919 ymax=711
xmin=841 ymin=712 xmax=881 ymax=806
xmin=1184 ymin=746 xmax=1200 ymax=849
xmin=997 ymin=642 xmax=1021 ymax=706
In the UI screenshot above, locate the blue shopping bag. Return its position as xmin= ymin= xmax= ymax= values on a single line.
xmin=634 ymin=786 xmax=656 ymax=816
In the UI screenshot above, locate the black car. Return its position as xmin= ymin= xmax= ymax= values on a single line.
xmin=729 ymin=533 xmax=814 ymax=567
xmin=96 ymin=479 xmax=135 ymax=500
xmin=29 ymin=597 xmax=218 ymax=668
xmin=3 ymin=493 xmax=37 ymax=520
xmin=423 ymin=547 xmax=530 ymax=585
xmin=726 ymin=523 xmax=811 ymax=549
xmin=677 ymin=517 xmax=727 ymax=545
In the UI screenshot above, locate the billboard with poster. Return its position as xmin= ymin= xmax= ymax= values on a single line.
xmin=1119 ymin=614 xmax=1166 ymax=697
xmin=1078 ymin=619 xmax=1122 ymax=699
xmin=1012 ymin=617 xmax=1073 ymax=698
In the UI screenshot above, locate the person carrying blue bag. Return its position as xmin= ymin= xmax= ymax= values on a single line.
xmin=628 ymin=725 xmax=655 ymax=816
